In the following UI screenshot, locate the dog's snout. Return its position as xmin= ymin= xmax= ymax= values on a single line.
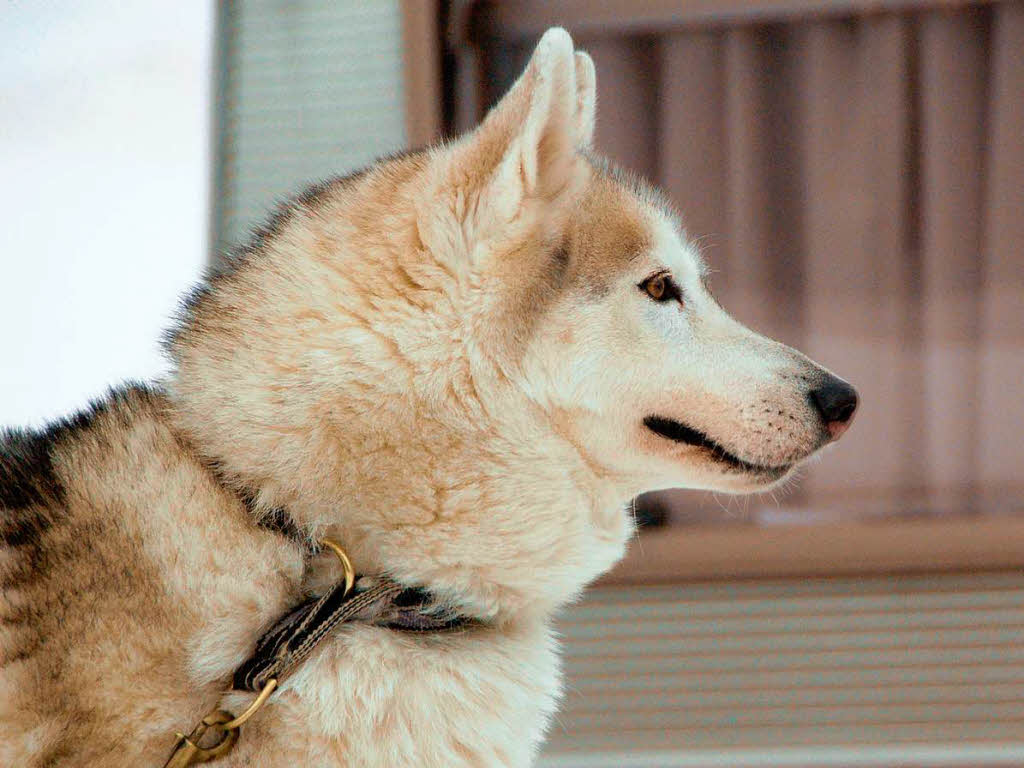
xmin=809 ymin=376 xmax=858 ymax=440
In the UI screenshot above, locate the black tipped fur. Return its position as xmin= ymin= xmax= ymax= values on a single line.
xmin=1 ymin=383 xmax=156 ymax=523
xmin=0 ymin=429 xmax=62 ymax=511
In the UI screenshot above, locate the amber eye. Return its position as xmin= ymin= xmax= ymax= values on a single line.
xmin=640 ymin=273 xmax=679 ymax=303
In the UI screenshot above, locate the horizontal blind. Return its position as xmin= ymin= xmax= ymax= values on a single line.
xmin=214 ymin=0 xmax=406 ymax=255
xmin=541 ymin=571 xmax=1024 ymax=767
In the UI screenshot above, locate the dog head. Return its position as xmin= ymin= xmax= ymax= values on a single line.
xmin=423 ymin=28 xmax=857 ymax=497
xmin=170 ymin=29 xmax=856 ymax=614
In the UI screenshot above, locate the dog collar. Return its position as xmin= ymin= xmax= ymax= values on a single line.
xmin=163 ymin=537 xmax=472 ymax=767
xmin=233 ymin=563 xmax=470 ymax=693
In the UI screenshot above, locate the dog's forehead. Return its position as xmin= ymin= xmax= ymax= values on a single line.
xmin=572 ymin=160 xmax=704 ymax=285
xmin=571 ymin=170 xmax=652 ymax=268
xmin=649 ymin=212 xmax=707 ymax=282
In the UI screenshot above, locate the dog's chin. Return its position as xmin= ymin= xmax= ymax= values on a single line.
xmin=711 ymin=461 xmax=797 ymax=493
xmin=643 ymin=415 xmax=799 ymax=490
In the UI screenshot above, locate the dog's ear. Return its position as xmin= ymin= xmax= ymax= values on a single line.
xmin=573 ymin=50 xmax=596 ymax=150
xmin=441 ymin=28 xmax=596 ymax=250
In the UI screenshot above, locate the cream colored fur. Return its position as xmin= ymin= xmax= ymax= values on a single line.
xmin=1 ymin=28 xmax=855 ymax=766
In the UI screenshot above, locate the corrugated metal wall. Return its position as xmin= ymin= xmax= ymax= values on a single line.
xmin=542 ymin=571 xmax=1024 ymax=767
xmin=213 ymin=0 xmax=406 ymax=255
xmin=455 ymin=1 xmax=1024 ymax=525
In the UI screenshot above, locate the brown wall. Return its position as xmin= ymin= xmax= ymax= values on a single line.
xmin=447 ymin=1 xmax=1024 ymax=524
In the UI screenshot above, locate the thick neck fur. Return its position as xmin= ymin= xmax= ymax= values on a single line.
xmin=167 ymin=150 xmax=633 ymax=623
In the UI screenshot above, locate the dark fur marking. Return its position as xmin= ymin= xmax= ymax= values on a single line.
xmin=1 ymin=384 xmax=155 ymax=547
xmin=37 ymin=740 xmax=78 ymax=768
xmin=199 ymin=457 xmax=307 ymax=545
xmin=256 ymin=505 xmax=306 ymax=543
xmin=552 ymin=244 xmax=570 ymax=272
xmin=1 ymin=509 xmax=52 ymax=547
xmin=546 ymin=244 xmax=570 ymax=289
xmin=0 ymin=429 xmax=62 ymax=510
xmin=1 ymin=557 xmax=41 ymax=590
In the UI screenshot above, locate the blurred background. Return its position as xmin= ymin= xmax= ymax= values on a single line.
xmin=4 ymin=1 xmax=1024 ymax=765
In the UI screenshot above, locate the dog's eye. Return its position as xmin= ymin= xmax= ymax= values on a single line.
xmin=640 ymin=273 xmax=680 ymax=303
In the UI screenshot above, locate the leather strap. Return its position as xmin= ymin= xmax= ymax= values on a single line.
xmin=233 ymin=575 xmax=471 ymax=692
xmin=163 ymin=491 xmax=473 ymax=766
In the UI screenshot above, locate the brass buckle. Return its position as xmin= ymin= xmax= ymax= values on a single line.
xmin=222 ymin=677 xmax=277 ymax=730
xmin=320 ymin=537 xmax=355 ymax=596
xmin=163 ymin=679 xmax=277 ymax=767
xmin=163 ymin=538 xmax=354 ymax=766
xmin=163 ymin=711 xmax=239 ymax=767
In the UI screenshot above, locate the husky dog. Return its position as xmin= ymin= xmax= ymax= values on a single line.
xmin=1 ymin=28 xmax=856 ymax=767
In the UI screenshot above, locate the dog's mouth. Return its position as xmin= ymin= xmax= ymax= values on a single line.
xmin=643 ymin=416 xmax=792 ymax=478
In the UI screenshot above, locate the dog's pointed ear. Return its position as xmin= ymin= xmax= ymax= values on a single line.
xmin=573 ymin=50 xmax=596 ymax=150
xmin=443 ymin=28 xmax=596 ymax=245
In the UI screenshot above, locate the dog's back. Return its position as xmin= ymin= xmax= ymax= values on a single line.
xmin=0 ymin=386 xmax=304 ymax=765
xmin=0 ymin=388 xmax=559 ymax=767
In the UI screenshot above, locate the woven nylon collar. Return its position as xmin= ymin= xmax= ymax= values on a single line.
xmin=234 ymin=570 xmax=471 ymax=692
xmin=238 ymin=504 xmax=475 ymax=682
xmin=234 ymin=508 xmax=474 ymax=691
xmin=163 ymin=506 xmax=473 ymax=766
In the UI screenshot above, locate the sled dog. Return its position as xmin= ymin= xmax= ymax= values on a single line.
xmin=1 ymin=28 xmax=857 ymax=767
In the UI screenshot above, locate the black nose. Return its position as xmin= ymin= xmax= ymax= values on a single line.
xmin=809 ymin=376 xmax=858 ymax=439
